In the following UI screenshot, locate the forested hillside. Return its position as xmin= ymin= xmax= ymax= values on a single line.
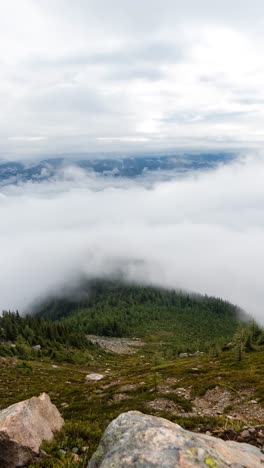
xmin=34 ymin=281 xmax=243 ymax=353
xmin=0 ymin=311 xmax=97 ymax=363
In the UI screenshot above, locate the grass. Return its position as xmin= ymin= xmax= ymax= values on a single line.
xmin=0 ymin=342 xmax=264 ymax=466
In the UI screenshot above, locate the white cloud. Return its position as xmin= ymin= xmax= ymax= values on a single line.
xmin=1 ymin=155 xmax=264 ymax=324
xmin=1 ymin=1 xmax=264 ymax=155
xmin=8 ymin=136 xmax=46 ymax=142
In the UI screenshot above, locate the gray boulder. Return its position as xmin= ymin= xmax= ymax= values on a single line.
xmin=88 ymin=411 xmax=264 ymax=467
xmin=0 ymin=392 xmax=64 ymax=467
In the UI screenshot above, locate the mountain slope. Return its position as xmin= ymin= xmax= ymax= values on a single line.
xmin=35 ymin=280 xmax=243 ymax=353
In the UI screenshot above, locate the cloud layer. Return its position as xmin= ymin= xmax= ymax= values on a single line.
xmin=1 ymin=155 xmax=264 ymax=323
xmin=1 ymin=1 xmax=264 ymax=155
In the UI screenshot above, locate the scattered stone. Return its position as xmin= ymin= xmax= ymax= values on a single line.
xmin=58 ymin=449 xmax=66 ymax=458
xmin=81 ymin=446 xmax=89 ymax=453
xmin=241 ymin=429 xmax=250 ymax=438
xmin=40 ymin=449 xmax=48 ymax=457
xmin=215 ymin=425 xmax=264 ymax=449
xmin=87 ymin=335 xmax=144 ymax=354
xmin=72 ymin=447 xmax=79 ymax=454
xmin=0 ymin=393 xmax=64 ymax=468
xmin=145 ymin=398 xmax=182 ymax=415
xmin=112 ymin=393 xmax=131 ymax=402
xmin=179 ymin=351 xmax=205 ymax=358
xmin=118 ymin=382 xmax=146 ymax=392
xmin=88 ymin=411 xmax=264 ymax=467
xmin=174 ymin=387 xmax=191 ymax=399
xmin=52 ymin=365 xmax=58 ymax=368
xmin=33 ymin=344 xmax=41 ymax=350
xmin=85 ymin=373 xmax=104 ymax=382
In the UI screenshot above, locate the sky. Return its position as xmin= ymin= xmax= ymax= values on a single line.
xmin=1 ymin=2 xmax=264 ymax=325
xmin=1 ymin=0 xmax=264 ymax=156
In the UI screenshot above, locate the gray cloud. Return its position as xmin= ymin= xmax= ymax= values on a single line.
xmin=1 ymin=155 xmax=264 ymax=324
xmin=1 ymin=1 xmax=264 ymax=155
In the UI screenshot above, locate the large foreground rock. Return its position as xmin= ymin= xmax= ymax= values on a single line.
xmin=88 ymin=411 xmax=264 ymax=467
xmin=0 ymin=393 xmax=64 ymax=467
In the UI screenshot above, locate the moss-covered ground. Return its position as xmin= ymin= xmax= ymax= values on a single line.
xmin=0 ymin=340 xmax=264 ymax=467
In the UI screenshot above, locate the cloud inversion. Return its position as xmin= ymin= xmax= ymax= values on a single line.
xmin=1 ymin=155 xmax=264 ymax=323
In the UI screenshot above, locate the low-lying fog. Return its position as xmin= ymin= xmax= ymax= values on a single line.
xmin=1 ymin=154 xmax=264 ymax=323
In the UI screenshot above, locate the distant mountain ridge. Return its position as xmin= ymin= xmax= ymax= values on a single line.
xmin=0 ymin=152 xmax=235 ymax=187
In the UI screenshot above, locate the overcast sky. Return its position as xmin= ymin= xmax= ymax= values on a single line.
xmin=2 ymin=2 xmax=264 ymax=324
xmin=1 ymin=0 xmax=264 ymax=157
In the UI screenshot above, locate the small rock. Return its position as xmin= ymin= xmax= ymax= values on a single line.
xmin=58 ymin=449 xmax=66 ymax=458
xmin=39 ymin=449 xmax=48 ymax=457
xmin=241 ymin=430 xmax=250 ymax=438
xmin=81 ymin=446 xmax=89 ymax=453
xmin=85 ymin=373 xmax=104 ymax=382
xmin=72 ymin=447 xmax=79 ymax=454
xmin=52 ymin=365 xmax=58 ymax=368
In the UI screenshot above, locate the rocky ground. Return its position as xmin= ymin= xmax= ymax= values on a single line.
xmin=0 ymin=341 xmax=264 ymax=466
xmin=143 ymin=382 xmax=264 ymax=425
xmin=86 ymin=335 xmax=144 ymax=354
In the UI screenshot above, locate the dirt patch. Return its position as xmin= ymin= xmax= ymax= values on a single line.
xmin=87 ymin=335 xmax=144 ymax=354
xmin=145 ymin=398 xmax=184 ymax=414
xmin=148 ymin=380 xmax=264 ymax=424
xmin=158 ymin=386 xmax=192 ymax=400
xmin=118 ymin=382 xmax=146 ymax=392
xmin=228 ymin=399 xmax=264 ymax=424
xmin=112 ymin=393 xmax=131 ymax=402
xmin=194 ymin=386 xmax=235 ymax=416
xmin=214 ymin=425 xmax=264 ymax=448
xmin=193 ymin=386 xmax=264 ymax=424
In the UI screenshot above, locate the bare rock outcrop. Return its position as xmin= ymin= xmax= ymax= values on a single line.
xmin=0 ymin=392 xmax=64 ymax=467
xmin=88 ymin=411 xmax=264 ymax=467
